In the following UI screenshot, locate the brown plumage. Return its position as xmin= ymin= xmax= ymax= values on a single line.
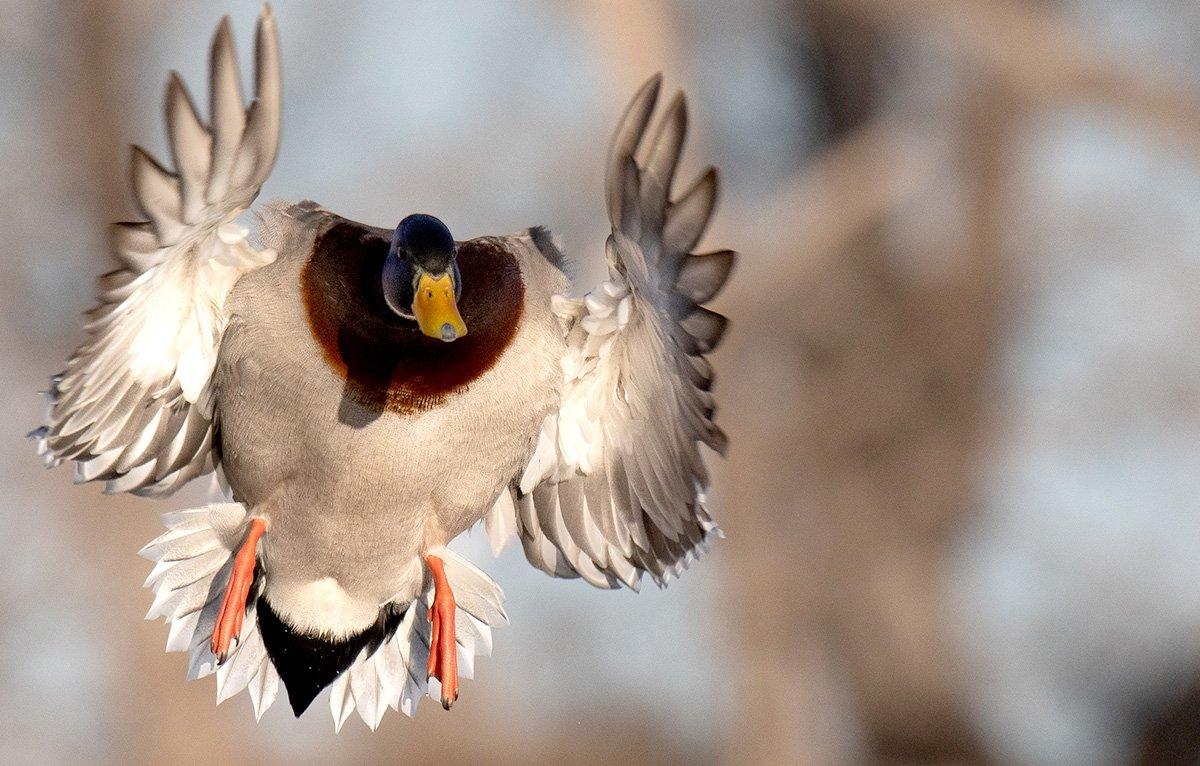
xmin=301 ymin=219 xmax=525 ymax=415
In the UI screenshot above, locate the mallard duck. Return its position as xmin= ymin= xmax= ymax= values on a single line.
xmin=32 ymin=5 xmax=733 ymax=728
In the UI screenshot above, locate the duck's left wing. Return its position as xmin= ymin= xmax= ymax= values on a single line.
xmin=499 ymin=76 xmax=734 ymax=589
xmin=30 ymin=8 xmax=281 ymax=496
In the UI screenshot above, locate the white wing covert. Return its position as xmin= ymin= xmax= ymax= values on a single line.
xmin=505 ymin=76 xmax=735 ymax=589
xmin=31 ymin=8 xmax=281 ymax=496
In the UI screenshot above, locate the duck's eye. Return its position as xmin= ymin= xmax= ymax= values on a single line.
xmin=427 ymin=289 xmax=434 ymax=299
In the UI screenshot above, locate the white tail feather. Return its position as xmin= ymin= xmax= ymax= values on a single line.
xmin=142 ymin=504 xmax=507 ymax=728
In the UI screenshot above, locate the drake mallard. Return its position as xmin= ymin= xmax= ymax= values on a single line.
xmin=32 ymin=6 xmax=734 ymax=728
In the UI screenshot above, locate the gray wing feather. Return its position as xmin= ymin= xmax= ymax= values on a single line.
xmin=513 ymin=75 xmax=734 ymax=589
xmin=31 ymin=7 xmax=280 ymax=496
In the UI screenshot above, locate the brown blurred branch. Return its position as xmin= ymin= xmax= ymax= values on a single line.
xmin=816 ymin=0 xmax=1200 ymax=149
xmin=720 ymin=3 xmax=1062 ymax=762
xmin=752 ymin=120 xmax=937 ymax=294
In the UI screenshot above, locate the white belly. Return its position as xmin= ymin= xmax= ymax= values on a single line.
xmin=216 ymin=281 xmax=564 ymax=636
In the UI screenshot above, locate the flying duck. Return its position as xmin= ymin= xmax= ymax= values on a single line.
xmin=32 ymin=5 xmax=733 ymax=729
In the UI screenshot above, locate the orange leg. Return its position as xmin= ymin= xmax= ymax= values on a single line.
xmin=425 ymin=554 xmax=458 ymax=709
xmin=211 ymin=518 xmax=268 ymax=662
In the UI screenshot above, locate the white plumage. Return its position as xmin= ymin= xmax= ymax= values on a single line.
xmin=33 ymin=5 xmax=734 ymax=728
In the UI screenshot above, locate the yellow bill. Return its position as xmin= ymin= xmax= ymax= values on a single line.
xmin=413 ymin=272 xmax=467 ymax=342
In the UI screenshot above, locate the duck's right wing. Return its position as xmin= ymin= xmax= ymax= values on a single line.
xmin=31 ymin=7 xmax=281 ymax=496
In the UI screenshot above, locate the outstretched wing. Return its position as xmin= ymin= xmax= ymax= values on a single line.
xmin=31 ymin=8 xmax=281 ymax=496
xmin=502 ymin=75 xmax=735 ymax=589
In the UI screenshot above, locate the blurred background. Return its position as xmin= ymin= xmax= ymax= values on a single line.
xmin=4 ymin=0 xmax=1200 ymax=763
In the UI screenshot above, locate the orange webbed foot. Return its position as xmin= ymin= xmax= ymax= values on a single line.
xmin=211 ymin=518 xmax=267 ymax=662
xmin=425 ymin=554 xmax=458 ymax=709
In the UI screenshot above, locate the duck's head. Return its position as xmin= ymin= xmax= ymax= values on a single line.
xmin=382 ymin=213 xmax=468 ymax=342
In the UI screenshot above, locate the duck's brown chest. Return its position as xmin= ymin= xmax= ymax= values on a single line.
xmin=300 ymin=223 xmax=525 ymax=415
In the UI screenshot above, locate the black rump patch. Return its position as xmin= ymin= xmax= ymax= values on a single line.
xmin=257 ymin=596 xmax=407 ymax=717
